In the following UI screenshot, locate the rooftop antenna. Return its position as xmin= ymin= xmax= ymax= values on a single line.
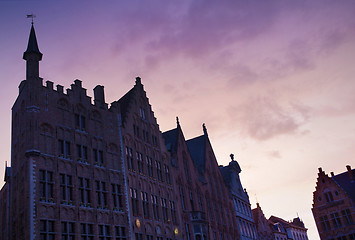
xmin=27 ymin=13 xmax=36 ymax=25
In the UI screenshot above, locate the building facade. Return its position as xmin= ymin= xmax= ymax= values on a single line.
xmin=220 ymin=155 xmax=258 ymax=240
xmin=163 ymin=121 xmax=239 ymax=239
xmin=312 ymin=165 xmax=355 ymax=240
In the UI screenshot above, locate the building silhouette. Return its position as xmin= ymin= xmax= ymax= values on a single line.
xmin=0 ymin=23 xmax=311 ymax=240
xmin=312 ymin=165 xmax=355 ymax=240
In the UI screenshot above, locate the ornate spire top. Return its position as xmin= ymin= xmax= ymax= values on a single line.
xmin=202 ymin=123 xmax=208 ymax=136
xmin=230 ymin=153 xmax=235 ymax=161
xmin=23 ymin=22 xmax=42 ymax=61
xmin=176 ymin=116 xmax=180 ymax=127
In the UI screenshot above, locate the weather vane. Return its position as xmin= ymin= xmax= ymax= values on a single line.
xmin=26 ymin=14 xmax=36 ymax=25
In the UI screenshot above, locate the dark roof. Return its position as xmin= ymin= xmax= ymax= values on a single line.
xmin=23 ymin=24 xmax=42 ymax=60
xmin=186 ymin=135 xmax=206 ymax=173
xmin=117 ymin=87 xmax=135 ymax=126
xmin=269 ymin=216 xmax=307 ymax=230
xmin=332 ymin=169 xmax=355 ymax=201
xmin=162 ymin=128 xmax=178 ymax=153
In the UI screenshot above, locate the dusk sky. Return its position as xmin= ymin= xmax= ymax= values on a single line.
xmin=1 ymin=1 xmax=355 ymax=239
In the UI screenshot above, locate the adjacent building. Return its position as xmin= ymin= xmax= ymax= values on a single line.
xmin=252 ymin=203 xmax=309 ymax=240
xmin=312 ymin=165 xmax=355 ymax=240
xmin=220 ymin=155 xmax=258 ymax=240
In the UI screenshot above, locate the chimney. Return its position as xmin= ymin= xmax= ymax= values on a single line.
xmin=318 ymin=167 xmax=323 ymax=173
xmin=94 ymin=85 xmax=105 ymax=106
xmin=346 ymin=165 xmax=353 ymax=181
xmin=331 ymin=172 xmax=334 ymax=177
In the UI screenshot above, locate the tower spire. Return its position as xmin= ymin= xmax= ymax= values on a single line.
xmin=23 ymin=22 xmax=42 ymax=79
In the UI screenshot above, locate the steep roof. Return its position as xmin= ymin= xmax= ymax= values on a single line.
xmin=162 ymin=127 xmax=178 ymax=153
xmin=117 ymin=87 xmax=135 ymax=126
xmin=23 ymin=24 xmax=42 ymax=60
xmin=186 ymin=135 xmax=206 ymax=173
xmin=332 ymin=168 xmax=355 ymax=201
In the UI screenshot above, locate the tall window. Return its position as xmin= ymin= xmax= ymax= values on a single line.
xmin=183 ymin=159 xmax=190 ymax=182
xmin=146 ymin=156 xmax=153 ymax=177
xmin=75 ymin=114 xmax=86 ymax=131
xmin=115 ymin=226 xmax=127 ymax=240
xmin=98 ymin=224 xmax=111 ymax=240
xmin=137 ymin=152 xmax=144 ymax=174
xmin=165 ymin=164 xmax=171 ymax=184
xmin=180 ymin=187 xmax=186 ymax=210
xmin=135 ymin=233 xmax=143 ymax=240
xmin=198 ymin=195 xmax=203 ymax=211
xmin=40 ymin=219 xmax=55 ymax=240
xmin=330 ymin=212 xmax=342 ymax=228
xmin=58 ymin=139 xmax=71 ymax=159
xmin=189 ymin=191 xmax=195 ymax=211
xmin=161 ymin=198 xmax=168 ymax=222
xmin=60 ymin=174 xmax=73 ymax=204
xmin=133 ymin=124 xmax=140 ymax=138
xmin=96 ymin=181 xmax=108 ymax=208
xmin=126 ymin=147 xmax=134 ymax=171
xmin=141 ymin=191 xmax=150 ymax=218
xmin=93 ymin=149 xmax=104 ymax=166
xmin=324 ymin=191 xmax=334 ymax=202
xmin=79 ymin=177 xmax=91 ymax=207
xmin=341 ymin=209 xmax=353 ymax=225
xmin=139 ymin=107 xmax=146 ymax=120
xmin=130 ymin=188 xmax=139 ymax=216
xmin=112 ymin=184 xmax=123 ymax=211
xmin=39 ymin=170 xmax=54 ymax=202
xmin=156 ymin=160 xmax=162 ymax=181
xmin=61 ymin=221 xmax=75 ymax=240
xmin=146 ymin=235 xmax=153 ymax=240
xmin=185 ymin=223 xmax=191 ymax=240
xmin=80 ymin=223 xmax=94 ymax=240
xmin=152 ymin=194 xmax=160 ymax=220
xmin=169 ymin=200 xmax=177 ymax=224
xmin=77 ymin=144 xmax=88 ymax=163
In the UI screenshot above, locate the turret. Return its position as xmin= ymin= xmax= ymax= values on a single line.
xmin=23 ymin=23 xmax=42 ymax=80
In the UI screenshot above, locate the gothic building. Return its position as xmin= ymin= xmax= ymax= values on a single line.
xmin=312 ymin=165 xmax=355 ymax=240
xmin=163 ymin=120 xmax=239 ymax=239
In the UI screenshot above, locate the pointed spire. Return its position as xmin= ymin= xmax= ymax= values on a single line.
xmin=176 ymin=116 xmax=180 ymax=127
xmin=23 ymin=23 xmax=42 ymax=80
xmin=202 ymin=123 xmax=208 ymax=136
xmin=23 ymin=24 xmax=42 ymax=61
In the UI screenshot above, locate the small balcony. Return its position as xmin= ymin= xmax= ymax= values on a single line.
xmin=190 ymin=211 xmax=207 ymax=222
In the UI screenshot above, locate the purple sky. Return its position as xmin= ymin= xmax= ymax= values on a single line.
xmin=1 ymin=1 xmax=355 ymax=239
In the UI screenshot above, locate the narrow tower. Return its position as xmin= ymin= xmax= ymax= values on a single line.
xmin=23 ymin=23 xmax=42 ymax=80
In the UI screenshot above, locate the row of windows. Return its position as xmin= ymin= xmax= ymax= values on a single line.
xmin=135 ymin=233 xmax=172 ymax=240
xmin=58 ymin=140 xmax=105 ymax=166
xmin=39 ymin=170 xmax=123 ymax=211
xmin=130 ymin=188 xmax=177 ymax=224
xmin=126 ymin=147 xmax=171 ymax=183
xmin=40 ymin=220 xmax=126 ymax=240
xmin=234 ymin=198 xmax=252 ymax=217
xmin=238 ymin=219 xmax=257 ymax=239
xmin=319 ymin=209 xmax=353 ymax=232
xmin=329 ymin=233 xmax=355 ymax=240
xmin=133 ymin=124 xmax=158 ymax=146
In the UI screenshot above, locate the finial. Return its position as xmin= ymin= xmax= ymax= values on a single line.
xmin=202 ymin=123 xmax=208 ymax=136
xmin=27 ymin=14 xmax=36 ymax=25
xmin=176 ymin=116 xmax=180 ymax=126
xmin=135 ymin=76 xmax=141 ymax=85
xmin=230 ymin=153 xmax=234 ymax=161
